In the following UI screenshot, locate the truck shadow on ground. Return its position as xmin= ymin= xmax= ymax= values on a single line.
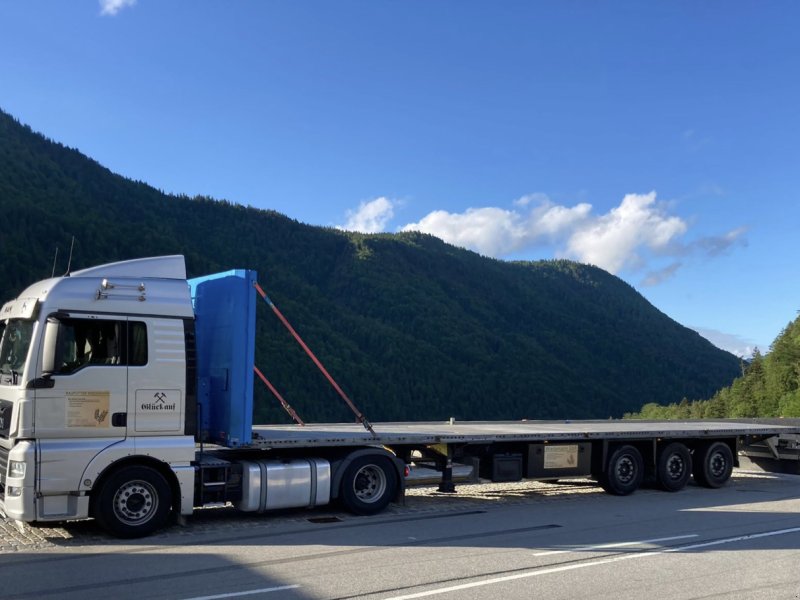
xmin=2 ymin=473 xmax=799 ymax=600
xmin=0 ymin=549 xmax=313 ymax=600
xmin=3 ymin=471 xmax=798 ymax=553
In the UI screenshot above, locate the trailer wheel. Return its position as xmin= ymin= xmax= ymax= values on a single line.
xmin=599 ymin=445 xmax=643 ymax=496
xmin=656 ymin=442 xmax=692 ymax=492
xmin=340 ymin=455 xmax=398 ymax=515
xmin=693 ymin=441 xmax=733 ymax=488
xmin=94 ymin=465 xmax=172 ymax=538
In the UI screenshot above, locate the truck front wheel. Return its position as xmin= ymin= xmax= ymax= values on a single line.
xmin=340 ymin=455 xmax=398 ymax=515
xmin=94 ymin=465 xmax=172 ymax=538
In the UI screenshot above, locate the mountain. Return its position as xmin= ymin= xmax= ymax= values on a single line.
xmin=630 ymin=315 xmax=800 ymax=419
xmin=0 ymin=108 xmax=741 ymax=423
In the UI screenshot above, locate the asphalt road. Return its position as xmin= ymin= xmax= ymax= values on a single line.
xmin=2 ymin=471 xmax=799 ymax=600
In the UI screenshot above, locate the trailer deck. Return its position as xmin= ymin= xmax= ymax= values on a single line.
xmin=248 ymin=419 xmax=800 ymax=449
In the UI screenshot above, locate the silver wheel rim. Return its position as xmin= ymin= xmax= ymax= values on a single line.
xmin=112 ymin=479 xmax=158 ymax=525
xmin=615 ymin=456 xmax=636 ymax=485
xmin=353 ymin=465 xmax=387 ymax=504
xmin=709 ymin=451 xmax=728 ymax=478
xmin=665 ymin=453 xmax=686 ymax=481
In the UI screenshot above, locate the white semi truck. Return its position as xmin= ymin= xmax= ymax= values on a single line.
xmin=0 ymin=256 xmax=798 ymax=537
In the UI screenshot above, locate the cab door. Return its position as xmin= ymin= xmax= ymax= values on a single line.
xmin=33 ymin=314 xmax=132 ymax=514
xmin=34 ymin=315 xmax=129 ymax=440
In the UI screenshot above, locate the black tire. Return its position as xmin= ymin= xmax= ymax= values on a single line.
xmin=656 ymin=442 xmax=692 ymax=492
xmin=94 ymin=465 xmax=172 ymax=538
xmin=693 ymin=441 xmax=734 ymax=488
xmin=340 ymin=455 xmax=398 ymax=515
xmin=599 ymin=445 xmax=644 ymax=496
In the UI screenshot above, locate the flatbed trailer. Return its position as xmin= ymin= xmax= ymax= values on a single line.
xmin=249 ymin=419 xmax=795 ymax=448
xmin=244 ymin=419 xmax=800 ymax=493
xmin=2 ymin=255 xmax=799 ymax=538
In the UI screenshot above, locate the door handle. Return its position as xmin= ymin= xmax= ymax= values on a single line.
xmin=112 ymin=412 xmax=127 ymax=427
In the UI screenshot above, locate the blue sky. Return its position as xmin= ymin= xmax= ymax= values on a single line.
xmin=1 ymin=1 xmax=798 ymax=356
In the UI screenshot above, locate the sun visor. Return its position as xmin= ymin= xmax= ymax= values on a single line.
xmin=1 ymin=297 xmax=39 ymax=320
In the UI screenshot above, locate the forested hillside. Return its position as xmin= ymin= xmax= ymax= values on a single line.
xmin=0 ymin=108 xmax=742 ymax=422
xmin=630 ymin=316 xmax=800 ymax=419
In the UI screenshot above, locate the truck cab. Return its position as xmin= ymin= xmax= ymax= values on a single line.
xmin=0 ymin=256 xmax=198 ymax=533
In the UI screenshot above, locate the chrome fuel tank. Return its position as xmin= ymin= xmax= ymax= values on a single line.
xmin=236 ymin=458 xmax=331 ymax=512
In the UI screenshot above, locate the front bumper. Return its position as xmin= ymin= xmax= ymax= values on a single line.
xmin=0 ymin=440 xmax=36 ymax=521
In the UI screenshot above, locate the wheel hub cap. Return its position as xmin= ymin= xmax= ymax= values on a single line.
xmin=113 ymin=480 xmax=158 ymax=525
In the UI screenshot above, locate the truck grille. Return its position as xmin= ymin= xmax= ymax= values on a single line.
xmin=0 ymin=399 xmax=12 ymax=439
xmin=0 ymin=444 xmax=8 ymax=500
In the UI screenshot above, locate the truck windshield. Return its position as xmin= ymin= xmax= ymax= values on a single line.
xmin=0 ymin=319 xmax=35 ymax=385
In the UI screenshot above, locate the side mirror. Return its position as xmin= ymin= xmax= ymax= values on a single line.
xmin=41 ymin=317 xmax=61 ymax=376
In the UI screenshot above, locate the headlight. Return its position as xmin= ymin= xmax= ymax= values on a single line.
xmin=9 ymin=460 xmax=26 ymax=478
xmin=6 ymin=486 xmax=22 ymax=497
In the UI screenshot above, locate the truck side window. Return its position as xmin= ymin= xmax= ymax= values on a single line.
xmin=51 ymin=319 xmax=148 ymax=374
xmin=129 ymin=321 xmax=147 ymax=366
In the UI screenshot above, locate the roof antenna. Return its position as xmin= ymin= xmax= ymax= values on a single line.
xmin=63 ymin=236 xmax=76 ymax=276
xmin=50 ymin=246 xmax=59 ymax=278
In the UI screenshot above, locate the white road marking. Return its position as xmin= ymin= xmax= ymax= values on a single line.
xmin=532 ymin=534 xmax=698 ymax=556
xmin=384 ymin=526 xmax=800 ymax=600
xmin=181 ymin=584 xmax=301 ymax=600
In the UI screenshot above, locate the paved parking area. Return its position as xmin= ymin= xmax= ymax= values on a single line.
xmin=0 ymin=470 xmax=790 ymax=553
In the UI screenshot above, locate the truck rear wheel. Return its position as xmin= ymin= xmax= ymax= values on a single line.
xmin=599 ymin=445 xmax=643 ymax=496
xmin=693 ymin=441 xmax=733 ymax=488
xmin=94 ymin=465 xmax=172 ymax=538
xmin=656 ymin=442 xmax=692 ymax=492
xmin=340 ymin=455 xmax=398 ymax=515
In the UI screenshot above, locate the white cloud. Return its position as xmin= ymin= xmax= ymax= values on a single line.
xmin=99 ymin=0 xmax=136 ymax=16
xmin=343 ymin=190 xmax=746 ymax=286
xmin=531 ymin=201 xmax=592 ymax=238
xmin=693 ymin=227 xmax=748 ymax=257
xmin=564 ymin=192 xmax=687 ymax=274
xmin=692 ymin=327 xmax=762 ymax=359
xmin=402 ymin=192 xmax=687 ymax=275
xmin=513 ymin=192 xmax=550 ymax=207
xmin=339 ymin=197 xmax=395 ymax=233
xmin=642 ymin=262 xmax=682 ymax=287
xmin=402 ymin=207 xmax=526 ymax=256
xmin=401 ymin=197 xmax=591 ymax=257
